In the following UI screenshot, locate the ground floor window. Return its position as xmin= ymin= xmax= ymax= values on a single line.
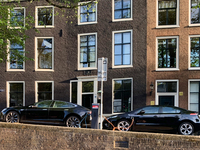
xmin=189 ymin=80 xmax=200 ymax=113
xmin=7 ymin=82 xmax=25 ymax=107
xmin=113 ymin=78 xmax=132 ymax=113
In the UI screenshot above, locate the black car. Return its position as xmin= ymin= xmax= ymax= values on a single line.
xmin=0 ymin=100 xmax=91 ymax=128
xmin=103 ymin=105 xmax=200 ymax=135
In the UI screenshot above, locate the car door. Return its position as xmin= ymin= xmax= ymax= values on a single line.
xmin=25 ymin=100 xmax=53 ymax=122
xmin=134 ymin=106 xmax=161 ymax=132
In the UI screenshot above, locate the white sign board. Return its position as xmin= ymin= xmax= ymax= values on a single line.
xmin=98 ymin=58 xmax=108 ymax=81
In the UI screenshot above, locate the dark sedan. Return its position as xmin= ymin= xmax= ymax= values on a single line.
xmin=0 ymin=100 xmax=91 ymax=128
xmin=103 ymin=105 xmax=200 ymax=135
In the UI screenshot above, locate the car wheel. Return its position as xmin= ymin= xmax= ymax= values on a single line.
xmin=66 ymin=116 xmax=81 ymax=128
xmin=5 ymin=111 xmax=20 ymax=123
xmin=117 ymin=119 xmax=131 ymax=131
xmin=178 ymin=122 xmax=194 ymax=135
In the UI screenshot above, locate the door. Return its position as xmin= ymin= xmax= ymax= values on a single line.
xmin=82 ymin=94 xmax=93 ymax=109
xmin=159 ymin=96 xmax=174 ymax=106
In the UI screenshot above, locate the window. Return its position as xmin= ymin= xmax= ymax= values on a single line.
xmin=113 ymin=0 xmax=132 ymax=21
xmin=113 ymin=30 xmax=132 ymax=68
xmin=7 ymin=82 xmax=25 ymax=107
xmin=189 ymin=81 xmax=200 ymax=113
xmin=7 ymin=41 xmax=24 ymax=71
xmin=190 ymin=35 xmax=200 ymax=69
xmin=35 ymin=100 xmax=53 ymax=108
xmin=36 ymin=82 xmax=54 ymax=102
xmin=10 ymin=7 xmax=25 ymax=28
xmin=162 ymin=107 xmax=181 ymax=113
xmin=157 ymin=36 xmax=179 ymax=70
xmin=53 ymin=101 xmax=75 ymax=108
xmin=78 ymin=33 xmax=97 ymax=70
xmin=141 ymin=107 xmax=159 ymax=114
xmin=78 ymin=2 xmax=97 ymax=25
xmin=35 ymin=37 xmax=54 ymax=71
xmin=113 ymin=78 xmax=132 ymax=113
xmin=36 ymin=6 xmax=54 ymax=27
xmin=157 ymin=0 xmax=179 ymax=27
xmin=190 ymin=0 xmax=200 ymax=25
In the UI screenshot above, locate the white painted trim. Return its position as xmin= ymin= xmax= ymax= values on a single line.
xmin=188 ymin=35 xmax=200 ymax=70
xmin=35 ymin=81 xmax=54 ymax=103
xmin=6 ymin=40 xmax=25 ymax=71
xmin=35 ymin=6 xmax=54 ymax=28
xmin=112 ymin=0 xmax=133 ymax=22
xmin=155 ymin=80 xmax=179 ymax=107
xmin=77 ymin=32 xmax=97 ymax=70
xmin=156 ymin=0 xmax=179 ymax=28
xmin=6 ymin=81 xmax=25 ymax=107
xmin=112 ymin=78 xmax=133 ymax=114
xmin=112 ymin=30 xmax=133 ymax=68
xmin=77 ymin=1 xmax=97 ymax=25
xmin=156 ymin=36 xmax=179 ymax=71
xmin=189 ymin=0 xmax=200 ymax=26
xmin=35 ymin=37 xmax=54 ymax=71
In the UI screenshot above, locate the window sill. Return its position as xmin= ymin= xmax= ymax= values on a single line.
xmin=188 ymin=68 xmax=200 ymax=70
xmin=156 ymin=25 xmax=180 ymax=29
xmin=189 ymin=24 xmax=200 ymax=27
xmin=112 ymin=65 xmax=133 ymax=69
xmin=78 ymin=22 xmax=97 ymax=25
xmin=35 ymin=26 xmax=54 ymax=28
xmin=7 ymin=69 xmax=25 ymax=72
xmin=112 ymin=18 xmax=133 ymax=22
xmin=156 ymin=69 xmax=180 ymax=72
xmin=35 ymin=69 xmax=54 ymax=72
xmin=78 ymin=68 xmax=97 ymax=71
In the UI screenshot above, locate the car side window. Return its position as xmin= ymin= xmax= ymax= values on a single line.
xmin=53 ymin=101 xmax=74 ymax=108
xmin=35 ymin=101 xmax=53 ymax=108
xmin=142 ymin=107 xmax=159 ymax=114
xmin=162 ymin=107 xmax=181 ymax=114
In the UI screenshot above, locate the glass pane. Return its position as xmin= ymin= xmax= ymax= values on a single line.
xmin=113 ymin=99 xmax=122 ymax=113
xmin=158 ymin=0 xmax=176 ymax=9
xmin=122 ymin=9 xmax=131 ymax=18
xmin=115 ymin=55 xmax=122 ymax=65
xmin=159 ymin=96 xmax=174 ymax=106
xmin=115 ymin=10 xmax=122 ymax=19
xmin=115 ymin=45 xmax=122 ymax=54
xmin=82 ymin=81 xmax=94 ymax=92
xmin=115 ymin=33 xmax=122 ymax=44
xmin=80 ymin=52 xmax=87 ymax=62
xmin=53 ymin=101 xmax=70 ymax=108
xmin=80 ymin=5 xmax=87 ymax=13
xmin=168 ymin=9 xmax=176 ymax=25
xmin=123 ymin=55 xmax=130 ymax=65
xmin=72 ymin=82 xmax=77 ymax=104
xmin=191 ymin=48 xmax=199 ymax=67
xmin=89 ymin=52 xmax=95 ymax=61
xmin=115 ymin=0 xmax=122 ymax=9
xmin=191 ymin=0 xmax=200 ymax=24
xmin=10 ymin=83 xmax=23 ymax=92
xmin=123 ymin=44 xmax=130 ymax=54
xmin=190 ymin=93 xmax=199 ymax=103
xmin=82 ymin=94 xmax=93 ymax=109
xmin=190 ymin=82 xmax=199 ymax=92
xmin=162 ymin=107 xmax=180 ymax=113
xmin=157 ymin=82 xmax=177 ymax=92
xmin=80 ymin=14 xmax=87 ymax=22
xmin=88 ymin=35 xmax=95 ymax=46
xmin=123 ymin=0 xmax=131 ymax=8
xmin=88 ymin=13 xmax=96 ymax=22
xmin=38 ymin=49 xmax=52 ymax=69
xmin=38 ymin=83 xmax=52 ymax=92
xmin=123 ymin=32 xmax=131 ymax=43
xmin=10 ymin=8 xmax=24 ymax=27
xmin=190 ymin=104 xmax=198 ymax=112
xmin=143 ymin=107 xmax=159 ymax=114
xmin=114 ymin=80 xmax=122 ymax=90
xmin=123 ymin=80 xmax=131 ymax=90
xmin=159 ymin=9 xmax=167 ymax=25
xmin=35 ymin=100 xmax=52 ymax=107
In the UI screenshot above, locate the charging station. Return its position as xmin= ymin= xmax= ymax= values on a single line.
xmin=91 ymin=103 xmax=100 ymax=129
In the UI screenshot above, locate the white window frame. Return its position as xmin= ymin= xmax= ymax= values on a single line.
xmin=156 ymin=0 xmax=180 ymax=28
xmin=35 ymin=37 xmax=54 ymax=71
xmin=112 ymin=0 xmax=133 ymax=22
xmin=112 ymin=30 xmax=133 ymax=68
xmin=112 ymin=78 xmax=133 ymax=114
xmin=188 ymin=79 xmax=200 ymax=111
xmin=78 ymin=32 xmax=97 ymax=70
xmin=6 ymin=40 xmax=25 ymax=71
xmin=156 ymin=36 xmax=179 ymax=71
xmin=35 ymin=6 xmax=54 ymax=28
xmin=188 ymin=35 xmax=200 ymax=70
xmin=155 ymin=80 xmax=179 ymax=107
xmin=189 ymin=0 xmax=200 ymax=26
xmin=6 ymin=81 xmax=25 ymax=107
xmin=35 ymin=81 xmax=54 ymax=103
xmin=8 ymin=7 xmax=25 ymax=29
xmin=78 ymin=1 xmax=97 ymax=25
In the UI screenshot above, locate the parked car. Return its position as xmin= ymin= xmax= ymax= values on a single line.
xmin=0 ymin=100 xmax=91 ymax=128
xmin=103 ymin=105 xmax=200 ymax=135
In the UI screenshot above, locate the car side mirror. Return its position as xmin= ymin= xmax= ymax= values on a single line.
xmin=138 ymin=110 xmax=145 ymax=115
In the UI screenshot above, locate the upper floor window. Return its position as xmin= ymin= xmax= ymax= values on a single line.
xmin=10 ymin=7 xmax=25 ymax=28
xmin=35 ymin=6 xmax=54 ymax=28
xmin=35 ymin=37 xmax=54 ymax=71
xmin=157 ymin=0 xmax=179 ymax=27
xmin=78 ymin=2 xmax=97 ymax=25
xmin=7 ymin=41 xmax=24 ymax=71
xmin=78 ymin=33 xmax=97 ymax=70
xmin=190 ymin=35 xmax=200 ymax=69
xmin=113 ymin=30 xmax=132 ymax=68
xmin=113 ymin=0 xmax=132 ymax=21
xmin=190 ymin=0 xmax=200 ymax=25
xmin=156 ymin=36 xmax=179 ymax=70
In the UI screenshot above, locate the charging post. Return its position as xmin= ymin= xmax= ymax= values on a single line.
xmin=91 ymin=103 xmax=100 ymax=129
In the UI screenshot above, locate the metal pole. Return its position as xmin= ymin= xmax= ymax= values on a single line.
xmin=100 ymin=58 xmax=104 ymax=130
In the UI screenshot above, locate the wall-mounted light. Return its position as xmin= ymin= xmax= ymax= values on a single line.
xmin=150 ymin=82 xmax=154 ymax=96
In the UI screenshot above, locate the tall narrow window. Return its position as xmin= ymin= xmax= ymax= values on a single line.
xmin=190 ymin=81 xmax=200 ymax=113
xmin=71 ymin=82 xmax=77 ymax=104
xmin=191 ymin=0 xmax=200 ymax=24
xmin=10 ymin=8 xmax=25 ymax=28
xmin=79 ymin=33 xmax=97 ymax=69
xmin=9 ymin=82 xmax=24 ymax=107
xmin=158 ymin=0 xmax=179 ymax=27
xmin=190 ymin=36 xmax=200 ymax=68
xmin=113 ymin=30 xmax=132 ymax=67
xmin=78 ymin=2 xmax=97 ymax=25
xmin=37 ymin=82 xmax=53 ymax=102
xmin=113 ymin=0 xmax=132 ymax=21
xmin=36 ymin=6 xmax=54 ymax=27
xmin=113 ymin=79 xmax=132 ymax=113
xmin=36 ymin=38 xmax=53 ymax=70
xmin=9 ymin=41 xmax=24 ymax=70
xmin=157 ymin=37 xmax=178 ymax=70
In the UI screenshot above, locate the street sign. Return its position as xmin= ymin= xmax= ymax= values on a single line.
xmin=98 ymin=58 xmax=108 ymax=81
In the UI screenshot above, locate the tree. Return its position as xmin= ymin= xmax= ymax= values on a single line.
xmin=0 ymin=0 xmax=98 ymax=63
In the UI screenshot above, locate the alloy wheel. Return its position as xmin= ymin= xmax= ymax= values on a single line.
xmin=66 ymin=116 xmax=80 ymax=128
xmin=117 ymin=120 xmax=130 ymax=131
xmin=179 ymin=122 xmax=194 ymax=135
xmin=6 ymin=111 xmax=19 ymax=123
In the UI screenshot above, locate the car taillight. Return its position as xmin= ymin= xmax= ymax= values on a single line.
xmin=190 ymin=113 xmax=198 ymax=115
xmin=87 ymin=111 xmax=92 ymax=115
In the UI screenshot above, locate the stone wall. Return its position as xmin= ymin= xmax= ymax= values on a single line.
xmin=0 ymin=122 xmax=200 ymax=150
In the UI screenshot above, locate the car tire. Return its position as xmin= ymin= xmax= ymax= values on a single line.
xmin=66 ymin=116 xmax=81 ymax=128
xmin=5 ymin=111 xmax=20 ymax=123
xmin=117 ymin=119 xmax=131 ymax=131
xmin=178 ymin=122 xmax=194 ymax=135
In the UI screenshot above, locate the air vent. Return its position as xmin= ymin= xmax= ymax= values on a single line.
xmin=114 ymin=141 xmax=129 ymax=148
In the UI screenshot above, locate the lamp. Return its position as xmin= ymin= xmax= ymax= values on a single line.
xmin=150 ymin=82 xmax=154 ymax=96
xmin=97 ymin=90 xmax=101 ymax=103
